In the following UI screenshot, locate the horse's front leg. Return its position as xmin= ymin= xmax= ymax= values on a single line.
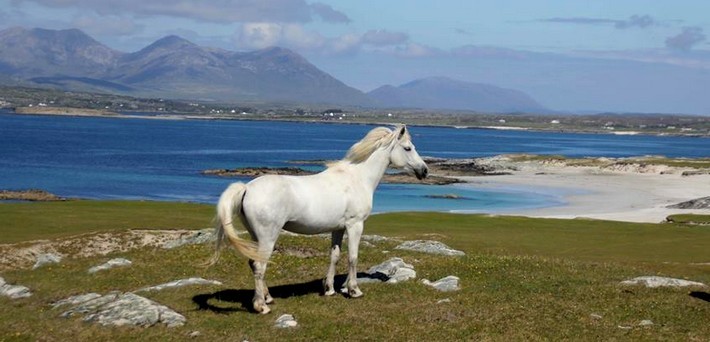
xmin=343 ymin=221 xmax=364 ymax=298
xmin=324 ymin=229 xmax=344 ymax=296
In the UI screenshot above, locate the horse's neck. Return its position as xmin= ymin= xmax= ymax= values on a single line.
xmin=353 ymin=147 xmax=391 ymax=191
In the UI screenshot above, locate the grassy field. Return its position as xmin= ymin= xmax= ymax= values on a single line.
xmin=1 ymin=201 xmax=709 ymax=341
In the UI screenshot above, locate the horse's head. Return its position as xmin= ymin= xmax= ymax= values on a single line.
xmin=389 ymin=125 xmax=428 ymax=180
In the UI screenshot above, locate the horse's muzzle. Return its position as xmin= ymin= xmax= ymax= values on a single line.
xmin=415 ymin=166 xmax=428 ymax=180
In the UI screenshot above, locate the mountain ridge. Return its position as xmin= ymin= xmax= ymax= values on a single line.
xmin=0 ymin=27 xmax=547 ymax=112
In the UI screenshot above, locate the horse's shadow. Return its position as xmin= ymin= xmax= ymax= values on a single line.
xmin=192 ymin=272 xmax=382 ymax=314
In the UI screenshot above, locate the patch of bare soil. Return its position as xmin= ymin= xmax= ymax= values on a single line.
xmin=0 ymin=229 xmax=200 ymax=271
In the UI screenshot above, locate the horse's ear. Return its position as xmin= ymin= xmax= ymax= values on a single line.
xmin=397 ymin=125 xmax=407 ymax=140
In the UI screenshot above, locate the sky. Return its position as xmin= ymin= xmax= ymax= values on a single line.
xmin=1 ymin=0 xmax=709 ymax=114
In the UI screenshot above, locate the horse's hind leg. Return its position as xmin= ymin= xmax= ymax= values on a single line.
xmin=249 ymin=239 xmax=277 ymax=314
xmin=324 ymin=229 xmax=344 ymax=296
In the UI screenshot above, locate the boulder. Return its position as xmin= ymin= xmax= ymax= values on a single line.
xmin=359 ymin=257 xmax=416 ymax=284
xmin=620 ymin=276 xmax=706 ymax=288
xmin=395 ymin=240 xmax=465 ymax=256
xmin=88 ymin=258 xmax=132 ymax=274
xmin=33 ymin=253 xmax=63 ymax=269
xmin=421 ymin=275 xmax=460 ymax=292
xmin=274 ymin=314 xmax=298 ymax=328
xmin=0 ymin=276 xmax=32 ymax=299
xmin=58 ymin=291 xmax=185 ymax=327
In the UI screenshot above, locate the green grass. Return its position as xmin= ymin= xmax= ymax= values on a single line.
xmin=1 ymin=201 xmax=709 ymax=341
xmin=666 ymin=214 xmax=710 ymax=226
xmin=0 ymin=200 xmax=214 ymax=243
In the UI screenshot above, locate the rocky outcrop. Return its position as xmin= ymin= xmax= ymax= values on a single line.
xmin=162 ymin=229 xmax=216 ymax=249
xmin=203 ymin=166 xmax=460 ymax=185
xmin=0 ymin=189 xmax=65 ymax=201
xmin=421 ymin=276 xmax=460 ymax=292
xmin=620 ymin=276 xmax=707 ymax=288
xmin=395 ymin=240 xmax=465 ymax=256
xmin=0 ymin=276 xmax=32 ymax=299
xmin=667 ymin=196 xmax=710 ymax=209
xmin=135 ymin=278 xmax=222 ymax=293
xmin=88 ymin=258 xmax=132 ymax=274
xmin=56 ymin=291 xmax=186 ymax=327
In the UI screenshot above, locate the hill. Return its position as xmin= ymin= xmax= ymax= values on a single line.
xmin=368 ymin=76 xmax=547 ymax=113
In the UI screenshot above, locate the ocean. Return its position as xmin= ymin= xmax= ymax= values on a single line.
xmin=1 ymin=110 xmax=707 ymax=212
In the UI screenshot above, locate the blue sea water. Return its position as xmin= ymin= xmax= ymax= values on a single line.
xmin=0 ymin=110 xmax=707 ymax=212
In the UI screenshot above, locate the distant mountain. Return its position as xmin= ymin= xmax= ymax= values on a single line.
xmin=368 ymin=76 xmax=547 ymax=113
xmin=0 ymin=27 xmax=371 ymax=106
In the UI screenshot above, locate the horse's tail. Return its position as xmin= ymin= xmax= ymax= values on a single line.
xmin=204 ymin=182 xmax=264 ymax=267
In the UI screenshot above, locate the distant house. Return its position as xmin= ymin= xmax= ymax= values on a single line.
xmin=550 ymin=119 xmax=560 ymax=124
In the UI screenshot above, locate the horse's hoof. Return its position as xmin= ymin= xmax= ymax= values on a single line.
xmin=324 ymin=289 xmax=336 ymax=296
xmin=255 ymin=304 xmax=271 ymax=314
xmin=349 ymin=288 xmax=364 ymax=298
xmin=265 ymin=294 xmax=274 ymax=304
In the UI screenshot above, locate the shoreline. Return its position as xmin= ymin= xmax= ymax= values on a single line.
xmin=459 ymin=165 xmax=710 ymax=223
xmin=4 ymin=108 xmax=707 ymax=138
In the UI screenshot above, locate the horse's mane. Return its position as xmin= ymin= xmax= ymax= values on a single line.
xmin=335 ymin=125 xmax=409 ymax=165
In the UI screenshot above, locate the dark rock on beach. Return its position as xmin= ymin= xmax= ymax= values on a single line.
xmin=0 ymin=189 xmax=66 ymax=201
xmin=667 ymin=196 xmax=710 ymax=209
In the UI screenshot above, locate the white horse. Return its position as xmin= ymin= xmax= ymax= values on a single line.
xmin=210 ymin=125 xmax=428 ymax=314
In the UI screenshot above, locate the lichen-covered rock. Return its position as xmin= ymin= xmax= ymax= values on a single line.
xmin=359 ymin=257 xmax=416 ymax=283
xmin=33 ymin=253 xmax=62 ymax=269
xmin=52 ymin=293 xmax=102 ymax=308
xmin=620 ymin=276 xmax=707 ymax=288
xmin=395 ymin=240 xmax=465 ymax=256
xmin=135 ymin=277 xmax=222 ymax=292
xmin=274 ymin=314 xmax=298 ymax=328
xmin=422 ymin=275 xmax=460 ymax=292
xmin=0 ymin=276 xmax=31 ymax=299
xmin=59 ymin=292 xmax=185 ymax=327
xmin=162 ymin=229 xmax=216 ymax=249
xmin=88 ymin=258 xmax=132 ymax=274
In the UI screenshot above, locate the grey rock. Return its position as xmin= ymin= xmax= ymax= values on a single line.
xmin=0 ymin=276 xmax=32 ymax=299
xmin=88 ymin=258 xmax=132 ymax=274
xmin=162 ymin=228 xmax=216 ymax=249
xmin=437 ymin=298 xmax=452 ymax=304
xmin=135 ymin=277 xmax=222 ymax=292
xmin=421 ymin=275 xmax=460 ymax=292
xmin=620 ymin=276 xmax=706 ymax=288
xmin=33 ymin=253 xmax=63 ymax=269
xmin=590 ymin=313 xmax=603 ymax=320
xmin=667 ymin=196 xmax=710 ymax=209
xmin=359 ymin=257 xmax=416 ymax=284
xmin=189 ymin=331 xmax=201 ymax=338
xmin=52 ymin=293 xmax=102 ymax=308
xmin=274 ymin=314 xmax=298 ymax=328
xmin=59 ymin=292 xmax=185 ymax=327
xmin=395 ymin=240 xmax=465 ymax=256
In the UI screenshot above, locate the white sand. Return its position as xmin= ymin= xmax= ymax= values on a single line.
xmin=458 ymin=166 xmax=710 ymax=223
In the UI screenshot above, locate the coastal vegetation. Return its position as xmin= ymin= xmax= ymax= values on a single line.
xmin=1 ymin=200 xmax=708 ymax=340
xmin=2 ymin=85 xmax=709 ymax=136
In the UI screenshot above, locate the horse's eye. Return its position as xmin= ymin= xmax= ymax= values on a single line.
xmin=403 ymin=146 xmax=412 ymax=152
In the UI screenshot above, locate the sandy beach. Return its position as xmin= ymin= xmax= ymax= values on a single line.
xmin=459 ymin=162 xmax=710 ymax=223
